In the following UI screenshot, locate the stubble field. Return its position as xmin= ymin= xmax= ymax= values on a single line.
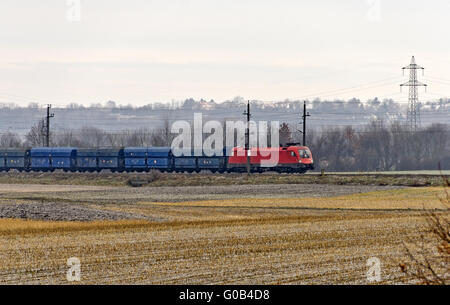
xmin=0 ymin=177 xmax=447 ymax=284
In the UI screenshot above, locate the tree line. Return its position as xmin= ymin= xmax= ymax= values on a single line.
xmin=0 ymin=120 xmax=449 ymax=171
xmin=293 ymin=122 xmax=449 ymax=171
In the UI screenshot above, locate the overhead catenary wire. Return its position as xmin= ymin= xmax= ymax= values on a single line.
xmin=0 ymin=71 xmax=448 ymax=142
xmin=0 ymin=75 xmax=426 ymax=108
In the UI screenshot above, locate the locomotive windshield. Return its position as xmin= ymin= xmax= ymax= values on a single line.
xmin=298 ymin=149 xmax=310 ymax=158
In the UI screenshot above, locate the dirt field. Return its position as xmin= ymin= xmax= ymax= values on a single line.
xmin=0 ymin=183 xmax=406 ymax=207
xmin=0 ymin=171 xmax=444 ymax=187
xmin=0 ymin=182 xmax=447 ymax=284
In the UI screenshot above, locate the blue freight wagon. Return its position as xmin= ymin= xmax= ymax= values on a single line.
xmin=52 ymin=147 xmax=77 ymax=171
xmin=124 ymin=147 xmax=147 ymax=171
xmin=98 ymin=148 xmax=124 ymax=172
xmin=76 ymin=149 xmax=98 ymax=172
xmin=197 ymin=156 xmax=222 ymax=171
xmin=30 ymin=147 xmax=76 ymax=171
xmin=0 ymin=150 xmax=5 ymax=170
xmin=30 ymin=147 xmax=52 ymax=170
xmin=5 ymin=149 xmax=30 ymax=171
xmin=195 ymin=147 xmax=232 ymax=173
xmin=147 ymin=147 xmax=171 ymax=171
xmin=124 ymin=147 xmax=172 ymax=172
xmin=174 ymin=149 xmax=197 ymax=172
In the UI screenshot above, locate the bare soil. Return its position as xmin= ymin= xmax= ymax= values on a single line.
xmin=0 ymin=183 xmax=406 ymax=206
xmin=0 ymin=171 xmax=444 ymax=187
xmin=0 ymin=182 xmax=445 ymax=284
xmin=0 ymin=202 xmax=163 ymax=222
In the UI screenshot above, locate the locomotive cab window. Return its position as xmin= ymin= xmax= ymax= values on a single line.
xmin=298 ymin=149 xmax=310 ymax=158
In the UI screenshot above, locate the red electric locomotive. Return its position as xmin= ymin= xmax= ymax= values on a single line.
xmin=227 ymin=145 xmax=314 ymax=173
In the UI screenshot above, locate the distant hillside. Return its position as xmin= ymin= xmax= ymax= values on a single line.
xmin=0 ymin=97 xmax=448 ymax=136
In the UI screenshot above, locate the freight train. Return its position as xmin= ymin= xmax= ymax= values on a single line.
xmin=0 ymin=145 xmax=314 ymax=173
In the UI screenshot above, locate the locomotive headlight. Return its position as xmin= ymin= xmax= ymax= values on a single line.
xmin=298 ymin=159 xmax=302 ymax=163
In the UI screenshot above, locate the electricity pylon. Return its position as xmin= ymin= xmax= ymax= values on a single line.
xmin=400 ymin=56 xmax=427 ymax=131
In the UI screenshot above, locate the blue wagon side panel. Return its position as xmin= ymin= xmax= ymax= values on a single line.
xmin=148 ymin=147 xmax=171 ymax=157
xmin=30 ymin=148 xmax=52 ymax=169
xmin=147 ymin=147 xmax=171 ymax=169
xmin=98 ymin=148 xmax=124 ymax=169
xmin=52 ymin=157 xmax=71 ymax=168
xmin=124 ymin=147 xmax=147 ymax=169
xmin=30 ymin=147 xmax=52 ymax=157
xmin=51 ymin=148 xmax=76 ymax=169
xmin=77 ymin=157 xmax=97 ymax=168
xmin=124 ymin=148 xmax=147 ymax=158
xmin=197 ymin=157 xmax=221 ymax=168
xmin=76 ymin=149 xmax=98 ymax=169
xmin=31 ymin=157 xmax=51 ymax=168
xmin=148 ymin=157 xmax=169 ymax=168
xmin=125 ymin=158 xmax=147 ymax=168
xmin=174 ymin=158 xmax=196 ymax=168
xmin=30 ymin=147 xmax=76 ymax=169
xmin=0 ymin=151 xmax=5 ymax=168
xmin=10 ymin=158 xmax=22 ymax=168
xmin=5 ymin=149 xmax=29 ymax=169
xmin=99 ymin=157 xmax=117 ymax=168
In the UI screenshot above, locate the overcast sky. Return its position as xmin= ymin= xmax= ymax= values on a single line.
xmin=0 ymin=0 xmax=449 ymax=106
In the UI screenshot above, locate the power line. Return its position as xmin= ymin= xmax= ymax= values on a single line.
xmin=426 ymin=75 xmax=450 ymax=84
xmin=281 ymin=76 xmax=404 ymax=101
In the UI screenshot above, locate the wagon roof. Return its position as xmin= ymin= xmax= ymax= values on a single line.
xmin=97 ymin=148 xmax=124 ymax=157
xmin=2 ymin=149 xmax=29 ymax=156
xmin=148 ymin=147 xmax=171 ymax=157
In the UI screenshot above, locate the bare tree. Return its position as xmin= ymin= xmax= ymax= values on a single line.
xmin=400 ymin=174 xmax=449 ymax=284
xmin=279 ymin=123 xmax=292 ymax=146
xmin=54 ymin=129 xmax=81 ymax=147
xmin=25 ymin=119 xmax=46 ymax=146
xmin=79 ymin=126 xmax=105 ymax=148
xmin=0 ymin=131 xmax=22 ymax=148
xmin=305 ymin=121 xmax=449 ymax=172
xmin=125 ymin=128 xmax=152 ymax=147
xmin=104 ymin=132 xmax=120 ymax=148
xmin=150 ymin=111 xmax=172 ymax=147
